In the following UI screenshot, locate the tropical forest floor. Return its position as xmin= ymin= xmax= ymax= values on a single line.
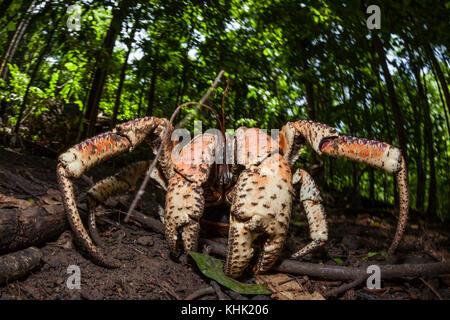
xmin=0 ymin=142 xmax=449 ymax=300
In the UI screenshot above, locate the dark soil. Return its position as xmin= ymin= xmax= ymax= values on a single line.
xmin=0 ymin=144 xmax=449 ymax=300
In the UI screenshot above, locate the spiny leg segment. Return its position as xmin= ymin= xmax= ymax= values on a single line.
xmin=291 ymin=169 xmax=327 ymax=259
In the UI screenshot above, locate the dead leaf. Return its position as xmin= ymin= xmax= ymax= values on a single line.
xmin=0 ymin=194 xmax=33 ymax=209
xmin=256 ymin=274 xmax=325 ymax=300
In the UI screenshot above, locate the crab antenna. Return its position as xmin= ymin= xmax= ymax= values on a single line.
xmin=125 ymin=71 xmax=226 ymax=223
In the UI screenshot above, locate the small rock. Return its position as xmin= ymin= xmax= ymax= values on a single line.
xmin=137 ymin=236 xmax=154 ymax=247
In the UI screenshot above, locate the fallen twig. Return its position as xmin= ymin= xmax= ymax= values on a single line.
xmin=185 ymin=286 xmax=215 ymax=300
xmin=323 ymin=275 xmax=367 ymax=298
xmin=420 ymin=277 xmax=443 ymax=300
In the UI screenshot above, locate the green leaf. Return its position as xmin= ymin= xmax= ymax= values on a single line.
xmin=64 ymin=62 xmax=78 ymax=72
xmin=7 ymin=22 xmax=16 ymax=32
xmin=188 ymin=252 xmax=271 ymax=295
xmin=367 ymin=252 xmax=379 ymax=258
xmin=331 ymin=257 xmax=343 ymax=264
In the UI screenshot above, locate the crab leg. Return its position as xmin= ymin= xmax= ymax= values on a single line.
xmin=86 ymin=161 xmax=167 ymax=245
xmin=319 ymin=135 xmax=408 ymax=254
xmin=164 ymin=173 xmax=205 ymax=254
xmin=57 ymin=117 xmax=170 ymax=268
xmin=291 ymin=169 xmax=328 ymax=258
xmin=290 ymin=120 xmax=409 ymax=254
xmin=165 ymin=133 xmax=218 ymax=255
xmin=225 ymin=153 xmax=293 ymax=278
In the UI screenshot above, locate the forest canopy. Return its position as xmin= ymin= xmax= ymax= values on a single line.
xmin=0 ymin=0 xmax=449 ymax=220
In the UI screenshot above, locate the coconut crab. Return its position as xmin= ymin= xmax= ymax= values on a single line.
xmin=56 ymin=116 xmax=408 ymax=278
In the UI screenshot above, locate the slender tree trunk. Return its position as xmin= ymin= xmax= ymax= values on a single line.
xmin=370 ymin=51 xmax=398 ymax=205
xmin=429 ymin=52 xmax=450 ymax=135
xmin=298 ymin=38 xmax=315 ymax=120
xmin=82 ymin=1 xmax=129 ymax=138
xmin=111 ymin=20 xmax=139 ymax=126
xmin=410 ymin=60 xmax=437 ymax=216
xmin=136 ymin=87 xmax=144 ymax=118
xmin=14 ymin=17 xmax=60 ymax=133
xmin=372 ymin=34 xmax=408 ymax=162
xmin=425 ymin=43 xmax=450 ymax=118
xmin=395 ymin=61 xmax=426 ymax=212
xmin=0 ymin=0 xmax=34 ymax=79
xmin=146 ymin=74 xmax=156 ymax=116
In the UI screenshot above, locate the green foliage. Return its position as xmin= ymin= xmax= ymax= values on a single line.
xmin=188 ymin=252 xmax=271 ymax=295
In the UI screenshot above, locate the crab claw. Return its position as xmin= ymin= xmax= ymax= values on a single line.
xmin=225 ymin=154 xmax=293 ymax=278
xmin=164 ymin=173 xmax=205 ymax=254
xmin=165 ymin=133 xmax=218 ymax=255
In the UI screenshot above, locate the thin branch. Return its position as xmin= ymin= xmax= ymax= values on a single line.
xmin=323 ymin=275 xmax=367 ymax=298
xmin=420 ymin=277 xmax=443 ymax=300
xmin=175 ymin=70 xmax=225 ymax=129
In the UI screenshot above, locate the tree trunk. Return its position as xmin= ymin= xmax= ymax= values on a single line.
xmin=82 ymin=1 xmax=129 ymax=138
xmin=410 ymin=60 xmax=437 ymax=216
xmin=14 ymin=17 xmax=60 ymax=133
xmin=394 ymin=61 xmax=426 ymax=212
xmin=425 ymin=43 xmax=450 ymax=118
xmin=372 ymin=34 xmax=408 ymax=162
xmin=136 ymin=87 xmax=144 ymax=118
xmin=0 ymin=0 xmax=34 ymax=79
xmin=429 ymin=50 xmax=450 ymax=135
xmin=146 ymin=73 xmax=156 ymax=116
xmin=298 ymin=38 xmax=315 ymax=120
xmin=370 ymin=50 xmax=398 ymax=205
xmin=111 ymin=20 xmax=139 ymax=126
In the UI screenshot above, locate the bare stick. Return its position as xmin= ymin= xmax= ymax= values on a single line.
xmin=323 ymin=275 xmax=367 ymax=298
xmin=420 ymin=277 xmax=443 ymax=300
xmin=175 ymin=70 xmax=225 ymax=129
